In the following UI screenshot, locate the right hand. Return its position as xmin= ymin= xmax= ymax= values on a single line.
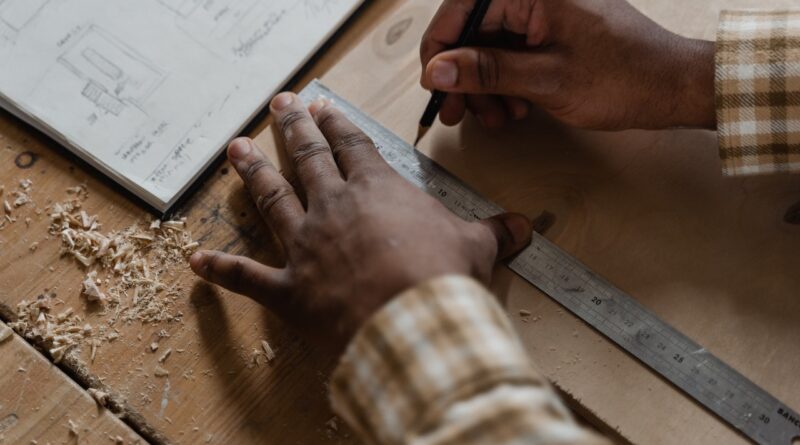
xmin=420 ymin=0 xmax=716 ymax=131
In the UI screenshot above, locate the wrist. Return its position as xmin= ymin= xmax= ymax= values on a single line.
xmin=668 ymin=37 xmax=717 ymax=129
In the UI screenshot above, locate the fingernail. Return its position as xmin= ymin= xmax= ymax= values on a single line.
xmin=431 ymin=60 xmax=458 ymax=89
xmin=271 ymin=92 xmax=294 ymax=111
xmin=228 ymin=138 xmax=252 ymax=160
xmin=189 ymin=252 xmax=204 ymax=270
xmin=308 ymin=98 xmax=329 ymax=115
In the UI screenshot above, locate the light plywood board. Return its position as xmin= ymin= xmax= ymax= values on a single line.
xmin=252 ymin=1 xmax=800 ymax=443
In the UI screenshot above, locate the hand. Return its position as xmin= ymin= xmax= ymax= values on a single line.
xmin=420 ymin=0 xmax=716 ymax=131
xmin=190 ymin=92 xmax=532 ymax=353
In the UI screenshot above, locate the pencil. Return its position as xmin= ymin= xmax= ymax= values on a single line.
xmin=414 ymin=0 xmax=493 ymax=146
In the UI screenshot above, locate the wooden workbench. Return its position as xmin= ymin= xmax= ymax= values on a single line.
xmin=1 ymin=1 xmax=799 ymax=444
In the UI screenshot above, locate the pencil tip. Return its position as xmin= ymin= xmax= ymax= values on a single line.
xmin=414 ymin=125 xmax=430 ymax=147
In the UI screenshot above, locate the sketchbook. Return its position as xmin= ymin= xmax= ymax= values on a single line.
xmin=0 ymin=0 xmax=364 ymax=212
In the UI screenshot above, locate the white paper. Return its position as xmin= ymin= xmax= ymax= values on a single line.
xmin=0 ymin=0 xmax=363 ymax=211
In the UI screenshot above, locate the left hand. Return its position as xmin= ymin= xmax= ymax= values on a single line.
xmin=190 ymin=92 xmax=532 ymax=353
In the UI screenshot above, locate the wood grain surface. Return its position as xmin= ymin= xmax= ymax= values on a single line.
xmin=251 ymin=1 xmax=800 ymax=444
xmin=0 ymin=321 xmax=144 ymax=444
xmin=0 ymin=2 xmax=399 ymax=444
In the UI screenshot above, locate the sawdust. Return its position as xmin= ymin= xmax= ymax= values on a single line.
xmin=48 ymin=184 xmax=197 ymax=325
xmin=8 ymin=294 xmax=91 ymax=363
xmin=0 ymin=179 xmax=34 ymax=231
xmin=8 ymin=183 xmax=198 ymax=367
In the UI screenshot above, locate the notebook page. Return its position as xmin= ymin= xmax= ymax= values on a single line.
xmin=0 ymin=0 xmax=363 ymax=210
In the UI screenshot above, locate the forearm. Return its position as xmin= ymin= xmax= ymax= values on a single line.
xmin=330 ymin=275 xmax=611 ymax=445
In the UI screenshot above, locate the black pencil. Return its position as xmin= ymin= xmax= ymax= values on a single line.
xmin=414 ymin=0 xmax=493 ymax=146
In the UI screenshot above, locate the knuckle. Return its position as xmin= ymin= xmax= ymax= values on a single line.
xmin=257 ymin=185 xmax=296 ymax=216
xmin=331 ymin=132 xmax=374 ymax=157
xmin=228 ymin=258 xmax=246 ymax=284
xmin=279 ymin=110 xmax=307 ymax=135
xmin=244 ymin=159 xmax=271 ymax=183
xmin=292 ymin=141 xmax=331 ymax=167
xmin=315 ymin=107 xmax=340 ymax=131
xmin=477 ymin=50 xmax=500 ymax=90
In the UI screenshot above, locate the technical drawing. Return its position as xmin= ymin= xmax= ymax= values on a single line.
xmin=0 ymin=0 xmax=49 ymax=41
xmin=156 ymin=0 xmax=287 ymax=59
xmin=57 ymin=25 xmax=166 ymax=116
xmin=156 ymin=0 xmax=202 ymax=18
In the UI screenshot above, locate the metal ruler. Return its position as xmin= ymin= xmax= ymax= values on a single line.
xmin=299 ymin=80 xmax=800 ymax=445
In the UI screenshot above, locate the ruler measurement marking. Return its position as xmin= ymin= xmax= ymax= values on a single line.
xmin=300 ymin=80 xmax=800 ymax=445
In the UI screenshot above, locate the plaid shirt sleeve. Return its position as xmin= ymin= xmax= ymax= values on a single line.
xmin=330 ymin=275 xmax=611 ymax=445
xmin=716 ymin=10 xmax=800 ymax=175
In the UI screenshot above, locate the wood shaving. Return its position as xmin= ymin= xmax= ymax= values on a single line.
xmin=48 ymin=186 xmax=197 ymax=324
xmin=149 ymin=342 xmax=159 ymax=352
xmin=326 ymin=416 xmax=339 ymax=432
xmin=0 ymin=325 xmax=12 ymax=343
xmin=87 ymin=388 xmax=109 ymax=408
xmin=519 ymin=309 xmax=532 ymax=317
xmin=81 ymin=271 xmax=106 ymax=303
xmin=154 ymin=366 xmax=170 ymax=378
xmin=10 ymin=184 xmax=197 ymax=367
xmin=158 ymin=348 xmax=172 ymax=363
xmin=8 ymin=295 xmax=88 ymax=363
xmin=261 ymin=339 xmax=276 ymax=362
xmin=67 ymin=419 xmax=79 ymax=436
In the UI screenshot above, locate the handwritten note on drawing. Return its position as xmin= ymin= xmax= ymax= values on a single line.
xmin=0 ymin=0 xmax=363 ymax=210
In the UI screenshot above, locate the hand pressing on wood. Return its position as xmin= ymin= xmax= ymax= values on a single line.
xmin=420 ymin=0 xmax=716 ymax=131
xmin=190 ymin=92 xmax=532 ymax=354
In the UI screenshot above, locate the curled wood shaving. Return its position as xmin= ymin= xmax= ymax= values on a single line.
xmin=261 ymin=340 xmax=276 ymax=362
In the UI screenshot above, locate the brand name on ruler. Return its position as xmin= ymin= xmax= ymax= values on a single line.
xmin=777 ymin=407 xmax=800 ymax=431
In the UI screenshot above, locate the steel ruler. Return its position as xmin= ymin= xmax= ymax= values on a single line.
xmin=298 ymin=80 xmax=800 ymax=445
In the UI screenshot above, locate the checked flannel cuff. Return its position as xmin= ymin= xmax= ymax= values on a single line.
xmin=330 ymin=275 xmax=610 ymax=445
xmin=716 ymin=10 xmax=800 ymax=176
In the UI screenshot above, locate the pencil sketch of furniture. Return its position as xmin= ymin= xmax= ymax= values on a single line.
xmin=0 ymin=0 xmax=49 ymax=40
xmin=58 ymin=25 xmax=166 ymax=116
xmin=156 ymin=0 xmax=202 ymax=18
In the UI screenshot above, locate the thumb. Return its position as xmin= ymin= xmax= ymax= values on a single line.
xmin=425 ymin=47 xmax=539 ymax=97
xmin=477 ymin=213 xmax=533 ymax=261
